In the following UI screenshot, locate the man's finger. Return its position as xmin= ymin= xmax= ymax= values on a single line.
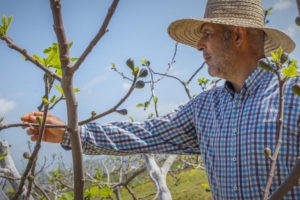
xmin=21 ymin=112 xmax=44 ymax=122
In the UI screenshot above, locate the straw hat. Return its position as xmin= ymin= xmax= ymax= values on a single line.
xmin=168 ymin=0 xmax=295 ymax=57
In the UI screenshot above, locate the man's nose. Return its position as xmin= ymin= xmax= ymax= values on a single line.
xmin=197 ymin=37 xmax=205 ymax=51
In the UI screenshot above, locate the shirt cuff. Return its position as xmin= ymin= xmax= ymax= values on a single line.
xmin=60 ymin=128 xmax=72 ymax=150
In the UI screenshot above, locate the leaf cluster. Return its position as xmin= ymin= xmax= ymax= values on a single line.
xmin=0 ymin=14 xmax=12 ymax=36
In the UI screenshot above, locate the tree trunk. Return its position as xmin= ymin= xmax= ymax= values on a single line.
xmin=144 ymin=155 xmax=174 ymax=200
xmin=0 ymin=140 xmax=33 ymax=200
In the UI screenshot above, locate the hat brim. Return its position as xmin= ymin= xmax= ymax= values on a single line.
xmin=168 ymin=18 xmax=295 ymax=57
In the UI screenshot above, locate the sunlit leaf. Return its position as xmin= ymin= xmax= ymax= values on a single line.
xmin=282 ymin=65 xmax=298 ymax=77
xmin=33 ymin=54 xmax=42 ymax=63
xmin=0 ymin=152 xmax=8 ymax=160
xmin=73 ymin=88 xmax=80 ymax=93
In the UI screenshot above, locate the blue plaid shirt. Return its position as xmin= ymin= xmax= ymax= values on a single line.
xmin=62 ymin=67 xmax=300 ymax=199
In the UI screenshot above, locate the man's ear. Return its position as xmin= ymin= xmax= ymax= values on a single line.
xmin=232 ymin=27 xmax=246 ymax=47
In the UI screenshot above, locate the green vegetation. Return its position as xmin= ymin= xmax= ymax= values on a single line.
xmin=119 ymin=169 xmax=212 ymax=200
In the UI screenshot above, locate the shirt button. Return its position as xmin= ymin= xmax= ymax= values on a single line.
xmin=233 ymin=186 xmax=238 ymax=191
xmin=234 ymin=129 xmax=238 ymax=134
xmin=232 ymin=157 xmax=237 ymax=162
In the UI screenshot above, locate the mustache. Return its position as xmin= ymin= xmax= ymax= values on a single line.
xmin=203 ymin=52 xmax=210 ymax=57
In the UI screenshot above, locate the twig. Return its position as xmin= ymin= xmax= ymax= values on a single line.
xmin=72 ymin=0 xmax=120 ymax=72
xmin=79 ymin=75 xmax=137 ymax=125
xmin=186 ymin=61 xmax=206 ymax=84
xmin=263 ymin=71 xmax=286 ymax=200
xmin=124 ymin=185 xmax=138 ymax=200
xmin=0 ymin=36 xmax=62 ymax=81
xmin=0 ymin=123 xmax=66 ymax=131
xmin=269 ymin=157 xmax=300 ymax=200
xmin=12 ymin=77 xmax=50 ymax=200
xmin=33 ymin=181 xmax=50 ymax=200
xmin=0 ymin=174 xmax=20 ymax=180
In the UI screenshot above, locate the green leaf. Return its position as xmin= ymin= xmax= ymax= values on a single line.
xmin=43 ymin=47 xmax=52 ymax=54
xmin=99 ymin=186 xmax=113 ymax=198
xmin=42 ymin=97 xmax=49 ymax=105
xmin=96 ymin=171 xmax=102 ymax=180
xmin=276 ymin=47 xmax=282 ymax=62
xmin=2 ymin=15 xmax=7 ymax=30
xmin=140 ymin=59 xmax=148 ymax=64
xmin=0 ymin=25 xmax=4 ymax=35
xmin=33 ymin=54 xmax=42 ymax=63
xmin=136 ymin=103 xmax=143 ymax=107
xmin=70 ymin=57 xmax=78 ymax=62
xmin=282 ymin=65 xmax=298 ymax=77
xmin=129 ymin=116 xmax=134 ymax=122
xmin=58 ymin=192 xmax=74 ymax=200
xmin=111 ymin=63 xmax=115 ymax=68
xmin=132 ymin=66 xmax=139 ymax=75
xmin=7 ymin=16 xmax=12 ymax=28
xmin=50 ymin=95 xmax=59 ymax=104
xmin=73 ymin=88 xmax=80 ymax=93
xmin=144 ymin=101 xmax=150 ymax=108
xmin=36 ymin=117 xmax=43 ymax=126
xmin=54 ymin=84 xmax=64 ymax=95
xmin=56 ymin=69 xmax=62 ymax=76
xmin=68 ymin=41 xmax=74 ymax=49
xmin=0 ymin=152 xmax=8 ymax=160
xmin=20 ymin=56 xmax=26 ymax=59
xmin=0 ymin=117 xmax=4 ymax=123
xmin=153 ymin=97 xmax=158 ymax=103
xmin=270 ymin=51 xmax=277 ymax=62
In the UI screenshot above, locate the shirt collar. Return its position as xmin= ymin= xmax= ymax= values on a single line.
xmin=223 ymin=67 xmax=268 ymax=96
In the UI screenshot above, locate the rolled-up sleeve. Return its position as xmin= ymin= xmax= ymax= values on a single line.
xmin=61 ymin=98 xmax=200 ymax=155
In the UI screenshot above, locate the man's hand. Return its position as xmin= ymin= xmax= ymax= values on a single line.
xmin=21 ymin=112 xmax=66 ymax=143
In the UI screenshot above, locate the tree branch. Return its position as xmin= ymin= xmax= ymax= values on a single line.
xmin=12 ymin=78 xmax=50 ymax=200
xmin=71 ymin=0 xmax=120 ymax=72
xmin=269 ymin=157 xmax=300 ymax=200
xmin=0 ymin=36 xmax=62 ymax=81
xmin=79 ymin=75 xmax=137 ymax=125
xmin=263 ymin=72 xmax=286 ymax=200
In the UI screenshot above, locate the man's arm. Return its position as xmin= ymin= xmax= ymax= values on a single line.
xmin=22 ymin=99 xmax=200 ymax=155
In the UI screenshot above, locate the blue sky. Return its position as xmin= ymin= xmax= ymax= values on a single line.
xmin=0 ymin=0 xmax=299 ymax=170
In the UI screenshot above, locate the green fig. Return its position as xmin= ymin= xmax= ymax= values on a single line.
xmin=280 ymin=52 xmax=289 ymax=64
xmin=116 ymin=109 xmax=128 ymax=115
xmin=264 ymin=147 xmax=271 ymax=159
xmin=258 ymin=58 xmax=275 ymax=73
xmin=292 ymin=83 xmax=300 ymax=96
xmin=126 ymin=58 xmax=134 ymax=71
xmin=23 ymin=152 xmax=30 ymax=159
xmin=138 ymin=68 xmax=148 ymax=78
xmin=135 ymin=80 xmax=145 ymax=89
xmin=295 ymin=16 xmax=300 ymax=26
xmin=91 ymin=111 xmax=97 ymax=117
xmin=27 ymin=175 xmax=34 ymax=182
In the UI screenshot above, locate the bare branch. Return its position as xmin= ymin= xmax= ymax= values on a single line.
xmin=12 ymin=78 xmax=50 ymax=200
xmin=263 ymin=72 xmax=286 ymax=200
xmin=0 ymin=123 xmax=66 ymax=131
xmin=33 ymin=181 xmax=50 ymax=200
xmin=72 ymin=0 xmax=120 ymax=72
xmin=79 ymin=75 xmax=137 ymax=125
xmin=186 ymin=62 xmax=206 ymax=85
xmin=0 ymin=174 xmax=20 ymax=180
xmin=0 ymin=36 xmax=62 ymax=81
xmin=269 ymin=157 xmax=300 ymax=200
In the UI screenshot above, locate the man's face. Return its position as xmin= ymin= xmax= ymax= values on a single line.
xmin=197 ymin=23 xmax=236 ymax=79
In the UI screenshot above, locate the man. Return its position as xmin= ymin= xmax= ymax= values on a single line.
xmin=22 ymin=0 xmax=299 ymax=199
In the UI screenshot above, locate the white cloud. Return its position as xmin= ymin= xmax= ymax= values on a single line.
xmin=284 ymin=24 xmax=299 ymax=37
xmin=0 ymin=98 xmax=17 ymax=115
xmin=273 ymin=0 xmax=292 ymax=10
